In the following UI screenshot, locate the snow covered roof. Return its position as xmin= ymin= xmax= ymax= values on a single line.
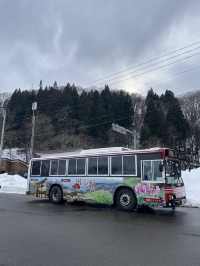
xmin=37 ymin=147 xmax=165 ymax=159
xmin=1 ymin=148 xmax=27 ymax=163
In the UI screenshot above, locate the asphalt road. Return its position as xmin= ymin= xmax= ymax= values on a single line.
xmin=0 ymin=194 xmax=200 ymax=266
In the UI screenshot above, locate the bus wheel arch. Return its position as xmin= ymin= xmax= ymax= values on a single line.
xmin=114 ymin=186 xmax=137 ymax=211
xmin=49 ymin=184 xmax=63 ymax=204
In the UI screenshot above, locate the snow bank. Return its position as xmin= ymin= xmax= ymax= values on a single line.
xmin=0 ymin=173 xmax=27 ymax=194
xmin=182 ymin=168 xmax=200 ymax=207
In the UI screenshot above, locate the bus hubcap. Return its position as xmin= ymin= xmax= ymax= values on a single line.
xmin=52 ymin=190 xmax=59 ymax=201
xmin=120 ymin=194 xmax=131 ymax=207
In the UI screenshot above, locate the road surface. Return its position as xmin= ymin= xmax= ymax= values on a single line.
xmin=0 ymin=194 xmax=200 ymax=266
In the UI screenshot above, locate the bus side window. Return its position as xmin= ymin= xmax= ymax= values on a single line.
xmin=58 ymin=160 xmax=66 ymax=175
xmin=88 ymin=157 xmax=98 ymax=175
xmin=31 ymin=160 xmax=41 ymax=176
xmin=142 ymin=160 xmax=163 ymax=182
xmin=111 ymin=156 xmax=122 ymax=175
xmin=153 ymin=161 xmax=162 ymax=181
xmin=50 ymin=160 xmax=58 ymax=175
xmin=77 ymin=159 xmax=86 ymax=175
xmin=98 ymin=156 xmax=108 ymax=175
xmin=143 ymin=161 xmax=152 ymax=181
xmin=68 ymin=159 xmax=76 ymax=175
xmin=41 ymin=160 xmax=50 ymax=177
xmin=123 ymin=155 xmax=136 ymax=175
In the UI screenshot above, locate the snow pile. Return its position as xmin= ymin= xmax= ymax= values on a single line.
xmin=0 ymin=173 xmax=27 ymax=194
xmin=182 ymin=168 xmax=200 ymax=207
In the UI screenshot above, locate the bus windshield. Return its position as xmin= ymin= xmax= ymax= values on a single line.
xmin=166 ymin=160 xmax=181 ymax=177
xmin=165 ymin=160 xmax=182 ymax=183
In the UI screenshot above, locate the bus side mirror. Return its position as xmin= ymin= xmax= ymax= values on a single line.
xmin=159 ymin=163 xmax=163 ymax=172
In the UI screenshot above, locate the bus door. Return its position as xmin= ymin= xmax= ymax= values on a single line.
xmin=138 ymin=160 xmax=165 ymax=205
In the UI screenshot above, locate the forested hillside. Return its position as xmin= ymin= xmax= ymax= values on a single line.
xmin=141 ymin=89 xmax=190 ymax=147
xmin=1 ymin=83 xmax=199 ymax=166
xmin=5 ymin=84 xmax=134 ymax=151
xmin=180 ymin=91 xmax=200 ymax=160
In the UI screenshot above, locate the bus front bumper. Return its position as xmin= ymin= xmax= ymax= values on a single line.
xmin=175 ymin=196 xmax=186 ymax=206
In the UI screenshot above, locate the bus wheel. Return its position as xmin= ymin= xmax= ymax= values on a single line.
xmin=115 ymin=188 xmax=137 ymax=211
xmin=49 ymin=185 xmax=63 ymax=204
xmin=171 ymin=196 xmax=176 ymax=211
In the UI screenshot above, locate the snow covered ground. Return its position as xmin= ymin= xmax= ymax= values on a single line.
xmin=0 ymin=173 xmax=27 ymax=194
xmin=182 ymin=168 xmax=200 ymax=207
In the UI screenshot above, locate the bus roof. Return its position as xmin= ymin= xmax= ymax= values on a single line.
xmin=34 ymin=147 xmax=168 ymax=160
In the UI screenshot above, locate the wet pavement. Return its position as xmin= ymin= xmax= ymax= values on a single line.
xmin=0 ymin=194 xmax=200 ymax=266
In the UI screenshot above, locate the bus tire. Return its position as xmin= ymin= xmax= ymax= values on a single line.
xmin=115 ymin=188 xmax=137 ymax=211
xmin=49 ymin=185 xmax=63 ymax=204
xmin=171 ymin=195 xmax=176 ymax=211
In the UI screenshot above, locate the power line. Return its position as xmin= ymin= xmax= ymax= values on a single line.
xmin=5 ymin=60 xmax=200 ymax=130
xmin=84 ymin=40 xmax=200 ymax=87
xmin=6 ymin=65 xmax=199 ymax=128
xmin=5 ymin=58 xmax=200 ymax=127
xmin=102 ymin=51 xmax=200 ymax=87
xmin=7 ymin=40 xmax=200 ymax=110
xmin=6 ymin=45 xmax=200 ymax=112
xmin=4 ymin=41 xmax=200 ymax=137
xmin=143 ymin=64 xmax=200 ymax=89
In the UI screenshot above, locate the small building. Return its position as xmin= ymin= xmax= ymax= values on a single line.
xmin=0 ymin=148 xmax=28 ymax=176
xmin=0 ymin=159 xmax=28 ymax=176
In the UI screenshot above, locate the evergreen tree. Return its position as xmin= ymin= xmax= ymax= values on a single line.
xmin=53 ymin=81 xmax=58 ymax=90
xmin=161 ymin=90 xmax=190 ymax=146
xmin=39 ymin=80 xmax=43 ymax=90
xmin=140 ymin=89 xmax=165 ymax=147
xmin=141 ymin=89 xmax=190 ymax=149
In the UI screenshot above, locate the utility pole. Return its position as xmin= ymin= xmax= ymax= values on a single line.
xmin=30 ymin=102 xmax=37 ymax=159
xmin=0 ymin=105 xmax=7 ymax=168
xmin=133 ymin=129 xmax=137 ymax=150
xmin=112 ymin=123 xmax=137 ymax=149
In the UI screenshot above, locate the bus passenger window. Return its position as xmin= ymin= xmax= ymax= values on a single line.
xmin=98 ymin=156 xmax=108 ymax=175
xmin=77 ymin=159 xmax=85 ymax=175
xmin=153 ymin=161 xmax=162 ymax=181
xmin=123 ymin=155 xmax=136 ymax=175
xmin=68 ymin=159 xmax=76 ymax=175
xmin=111 ymin=156 xmax=122 ymax=175
xmin=142 ymin=160 xmax=163 ymax=182
xmin=50 ymin=160 xmax=58 ymax=175
xmin=41 ymin=160 xmax=50 ymax=176
xmin=143 ymin=161 xmax=152 ymax=181
xmin=31 ymin=160 xmax=41 ymax=176
xmin=88 ymin=158 xmax=97 ymax=175
xmin=58 ymin=160 xmax=66 ymax=175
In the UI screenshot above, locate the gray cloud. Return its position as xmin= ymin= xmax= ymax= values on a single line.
xmin=0 ymin=0 xmax=199 ymax=95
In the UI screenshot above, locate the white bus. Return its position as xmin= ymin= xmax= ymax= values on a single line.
xmin=27 ymin=147 xmax=186 ymax=210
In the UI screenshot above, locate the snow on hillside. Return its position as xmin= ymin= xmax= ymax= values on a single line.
xmin=0 ymin=174 xmax=27 ymax=194
xmin=182 ymin=168 xmax=200 ymax=207
xmin=1 ymin=148 xmax=27 ymax=162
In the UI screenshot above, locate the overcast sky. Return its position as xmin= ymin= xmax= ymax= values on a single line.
xmin=0 ymin=0 xmax=200 ymax=95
